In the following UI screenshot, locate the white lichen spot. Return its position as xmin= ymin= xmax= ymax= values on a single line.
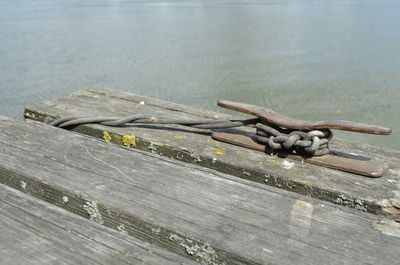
xmin=262 ymin=248 xmax=274 ymax=254
xmin=354 ymin=199 xmax=367 ymax=212
xmin=335 ymin=194 xmax=367 ymax=212
xmin=168 ymin=233 xmax=181 ymax=241
xmin=264 ymin=174 xmax=270 ymax=183
xmin=387 ymin=179 xmax=397 ymax=183
xmin=281 ymin=160 xmax=294 ymax=169
xmin=151 ymin=227 xmax=161 ymax=235
xmin=335 ymin=194 xmax=347 ymax=204
xmin=168 ymin=233 xmax=222 ymax=265
xmin=139 ymin=101 xmax=145 ymax=105
xmin=117 ymin=224 xmax=127 ymax=233
xmin=212 ymin=158 xmax=217 ymax=164
xmin=62 ymin=196 xmax=69 ymax=204
xmin=83 ymin=201 xmax=104 ymax=224
xmin=148 ymin=143 xmax=157 ymax=154
xmin=243 ymin=171 xmax=251 ymax=177
xmin=190 ymin=153 xmax=201 ymax=162
xmin=356 ymin=205 xmax=367 ymax=212
xmin=20 ymin=181 xmax=27 ymax=190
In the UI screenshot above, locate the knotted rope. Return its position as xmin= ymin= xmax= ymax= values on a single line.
xmin=254 ymin=123 xmax=332 ymax=156
xmin=51 ymin=115 xmax=333 ymax=156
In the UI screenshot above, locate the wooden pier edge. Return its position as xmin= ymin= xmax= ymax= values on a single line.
xmin=24 ymin=89 xmax=400 ymax=220
xmin=1 ymin=118 xmax=400 ymax=264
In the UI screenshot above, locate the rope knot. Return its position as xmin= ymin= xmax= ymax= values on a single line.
xmin=254 ymin=123 xmax=332 ymax=156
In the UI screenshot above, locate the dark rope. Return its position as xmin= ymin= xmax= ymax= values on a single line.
xmin=254 ymin=123 xmax=332 ymax=156
xmin=51 ymin=115 xmax=333 ymax=156
xmin=50 ymin=115 xmax=259 ymax=129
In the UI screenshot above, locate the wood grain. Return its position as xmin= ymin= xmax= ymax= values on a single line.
xmin=1 ymin=118 xmax=400 ymax=264
xmin=0 ymin=183 xmax=196 ymax=265
xmin=24 ymin=89 xmax=400 ymax=220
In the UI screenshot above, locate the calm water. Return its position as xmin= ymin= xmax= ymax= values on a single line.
xmin=1 ymin=0 xmax=399 ymax=149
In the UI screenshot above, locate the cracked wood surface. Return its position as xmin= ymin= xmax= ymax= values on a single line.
xmin=1 ymin=118 xmax=400 ymax=264
xmin=24 ymin=89 xmax=400 ymax=220
xmin=0 ymin=183 xmax=196 ymax=265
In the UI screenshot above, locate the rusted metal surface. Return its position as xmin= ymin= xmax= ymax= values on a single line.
xmin=218 ymin=100 xmax=392 ymax=135
xmin=212 ymin=132 xmax=388 ymax=177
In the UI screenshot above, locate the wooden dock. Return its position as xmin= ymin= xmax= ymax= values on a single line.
xmin=0 ymin=90 xmax=399 ymax=264
xmin=25 ymin=89 xmax=400 ymax=220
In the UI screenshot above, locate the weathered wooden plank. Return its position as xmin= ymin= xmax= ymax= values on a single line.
xmin=0 ymin=183 xmax=196 ymax=265
xmin=24 ymin=89 xmax=400 ymax=219
xmin=1 ymin=118 xmax=400 ymax=265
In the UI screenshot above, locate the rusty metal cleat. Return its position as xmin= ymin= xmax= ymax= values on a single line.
xmin=212 ymin=100 xmax=392 ymax=177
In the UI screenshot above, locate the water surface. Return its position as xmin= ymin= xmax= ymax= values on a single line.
xmin=1 ymin=0 xmax=399 ymax=149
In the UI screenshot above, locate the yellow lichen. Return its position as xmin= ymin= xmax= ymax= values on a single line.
xmin=311 ymin=164 xmax=325 ymax=171
xmin=103 ymin=131 xmax=112 ymax=142
xmin=173 ymin=136 xmax=183 ymax=140
xmin=122 ymin=135 xmax=136 ymax=148
xmin=300 ymin=181 xmax=313 ymax=187
xmin=211 ymin=147 xmax=225 ymax=155
xmin=81 ymin=90 xmax=93 ymax=95
xmin=214 ymin=150 xmax=225 ymax=155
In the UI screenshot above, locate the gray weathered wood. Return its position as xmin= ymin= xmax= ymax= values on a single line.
xmin=1 ymin=118 xmax=400 ymax=265
xmin=24 ymin=89 xmax=400 ymax=220
xmin=0 ymin=183 xmax=196 ymax=265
